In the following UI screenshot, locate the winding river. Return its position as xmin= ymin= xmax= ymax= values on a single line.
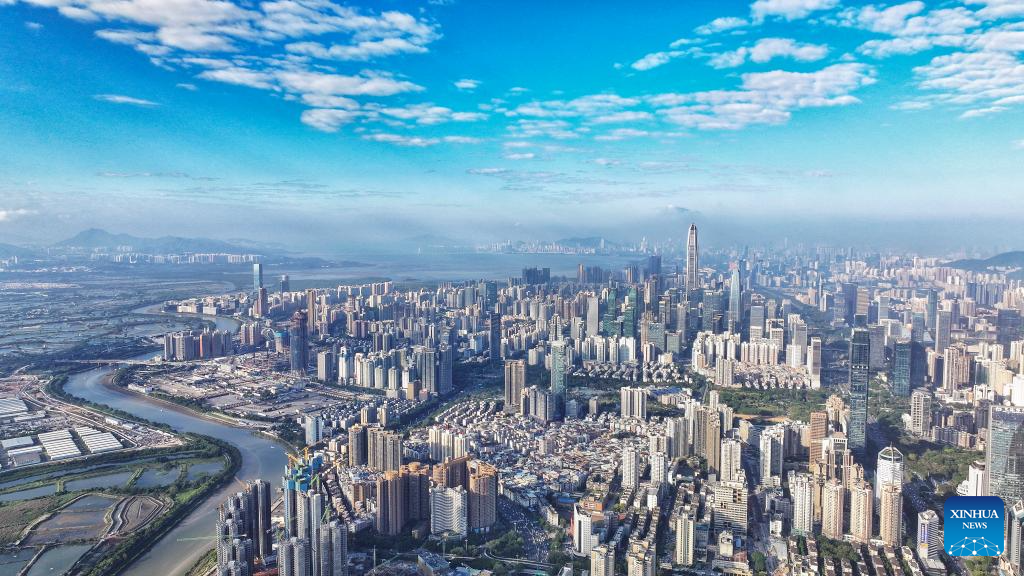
xmin=63 ymin=310 xmax=290 ymax=576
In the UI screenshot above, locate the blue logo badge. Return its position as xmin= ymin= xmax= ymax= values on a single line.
xmin=944 ymin=496 xmax=1005 ymax=556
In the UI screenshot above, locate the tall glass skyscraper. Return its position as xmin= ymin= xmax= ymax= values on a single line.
xmin=986 ymin=405 xmax=1024 ymax=508
xmin=253 ymin=262 xmax=263 ymax=293
xmin=550 ymin=340 xmax=567 ymax=419
xmin=848 ymin=328 xmax=870 ymax=457
xmin=685 ymin=224 xmax=699 ymax=294
xmin=289 ymin=310 xmax=309 ymax=374
xmin=892 ymin=339 xmax=911 ymax=397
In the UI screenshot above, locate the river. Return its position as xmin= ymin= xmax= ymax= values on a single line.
xmin=62 ymin=310 xmax=290 ymax=576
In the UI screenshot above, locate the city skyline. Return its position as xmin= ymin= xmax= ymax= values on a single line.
xmin=1 ymin=0 xmax=1023 ymax=249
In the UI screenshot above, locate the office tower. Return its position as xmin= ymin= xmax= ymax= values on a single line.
xmin=620 ymin=386 xmax=648 ymax=420
xmin=278 ymin=537 xmax=310 ymax=576
xmin=253 ymin=286 xmax=268 ymax=318
xmin=468 ymin=461 xmax=497 ymax=532
xmin=316 ymin=350 xmax=336 ymax=383
xmin=748 ymin=304 xmax=766 ymax=341
xmin=486 ymin=312 xmax=502 ymax=362
xmin=668 ymin=416 xmax=690 ymax=459
xmin=289 ymin=310 xmax=309 ymax=374
xmin=586 ymin=295 xmax=600 ymax=337
xmin=910 ymin=389 xmax=932 ymax=436
xmin=842 ymin=283 xmax=858 ymax=326
xmin=686 ymin=223 xmax=699 ymax=293
xmin=280 ymin=274 xmax=290 ymax=294
xmin=673 ymin=510 xmax=695 ymax=566
xmin=376 ymin=471 xmax=405 ymax=536
xmin=549 ymin=339 xmax=567 ymax=417
xmin=998 ymin=308 xmax=1023 ymax=354
xmin=986 ymin=405 xmax=1024 ymax=506
xmin=943 ymin=343 xmax=972 ymax=394
xmin=304 ymin=415 xmax=321 ymax=446
xmin=503 ymin=359 xmax=525 ymax=414
xmin=367 ymin=427 xmax=402 ymax=472
xmin=429 ymin=485 xmax=468 ymax=538
xmin=925 ymin=289 xmax=938 ymax=330
xmin=720 ymin=437 xmax=742 ymax=482
xmin=868 ymin=324 xmax=885 ymax=370
xmin=727 ymin=266 xmax=742 ymax=332
xmin=573 ymin=504 xmax=595 ymax=556
xmin=247 ymin=479 xmax=272 ymax=560
xmin=917 ymin=510 xmax=941 ymax=560
xmin=848 ymin=328 xmax=870 ymax=457
xmin=875 ymin=446 xmax=904 ymax=506
xmin=808 ymin=411 xmax=827 ymax=469
xmin=348 ymin=424 xmax=367 ymax=467
xmin=807 ymin=336 xmax=822 ymax=388
xmin=848 ymin=480 xmax=874 ymax=543
xmin=760 ymin=426 xmax=784 ymax=487
xmin=591 ymin=544 xmax=615 ymax=576
xmin=821 ymin=479 xmax=845 ymax=540
xmin=791 ymin=472 xmax=814 ymax=536
xmin=879 ymin=482 xmax=903 ymax=547
xmin=892 ymin=338 xmax=911 ymax=397
xmin=704 ymin=408 xmax=722 ymax=476
xmin=305 ymin=289 xmax=317 ymax=338
xmin=936 ymin=309 xmax=952 ymax=353
xmin=713 ymin=477 xmax=748 ymax=534
xmin=253 ymin=262 xmax=263 ymax=292
xmin=622 ymin=445 xmax=640 ymax=489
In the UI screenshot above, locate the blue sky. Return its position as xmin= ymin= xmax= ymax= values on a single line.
xmin=0 ymin=0 xmax=1022 ymax=250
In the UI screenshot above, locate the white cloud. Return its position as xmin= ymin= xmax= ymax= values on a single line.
xmin=751 ymin=0 xmax=839 ymax=22
xmin=594 ymin=128 xmax=651 ymax=141
xmin=176 ymin=82 xmax=197 ymax=90
xmin=93 ymin=94 xmax=159 ymax=106
xmin=695 ymin=16 xmax=749 ymax=35
xmin=376 ymin=103 xmax=486 ymax=125
xmin=709 ymin=38 xmax=829 ymax=68
xmin=0 ymin=208 xmax=35 ymax=222
xmin=361 ymin=133 xmax=481 ymax=146
xmin=966 ymin=0 xmax=1024 ymax=20
xmin=890 ymin=100 xmax=931 ymax=110
xmin=913 ymin=50 xmax=1024 ymax=114
xmin=842 ymin=3 xmax=981 ymax=58
xmin=590 ymin=111 xmax=654 ymax=124
xmin=454 ymin=78 xmax=480 ymax=90
xmin=276 ymin=70 xmax=422 ymax=97
xmin=301 ymin=108 xmax=361 ymax=132
xmin=504 ymin=152 xmax=535 ymax=160
xmin=285 ymin=37 xmax=430 ymax=61
xmin=1013 ymin=138 xmax=1024 ymax=148
xmin=198 ymin=66 xmax=277 ymax=90
xmin=653 ymin=62 xmax=875 ymax=130
xmin=631 ymin=50 xmax=685 ymax=71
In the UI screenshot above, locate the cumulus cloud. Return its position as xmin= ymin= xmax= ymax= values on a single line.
xmin=695 ymin=16 xmax=749 ymax=35
xmin=751 ymin=0 xmax=839 ymax=22
xmin=709 ymin=37 xmax=829 ymax=68
xmin=454 ymin=78 xmax=480 ymax=90
xmin=361 ymin=133 xmax=481 ymax=146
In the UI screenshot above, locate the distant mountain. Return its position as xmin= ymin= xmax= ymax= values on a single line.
xmin=946 ymin=251 xmax=1024 ymax=271
xmin=56 ymin=228 xmax=258 ymax=254
xmin=0 ymin=242 xmax=36 ymax=258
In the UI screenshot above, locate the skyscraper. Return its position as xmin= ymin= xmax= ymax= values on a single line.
xmin=807 ymin=336 xmax=822 ymax=388
xmin=549 ymin=339 xmax=567 ymax=418
xmin=720 ymin=437 xmax=742 ymax=483
xmin=848 ymin=480 xmax=874 ymax=543
xmin=893 ymin=338 xmax=911 ymax=397
xmin=253 ymin=262 xmax=263 ymax=293
xmin=791 ymin=472 xmax=814 ymax=536
xmin=848 ymin=328 xmax=870 ymax=457
xmin=468 ymin=461 xmax=497 ymax=533
xmin=821 ymin=478 xmax=845 ymax=540
xmin=986 ymin=405 xmax=1024 ymax=507
xmin=486 ymin=312 xmax=502 ymax=363
xmin=685 ymin=223 xmax=699 ymax=294
xmin=429 ymin=485 xmax=468 ymax=538
xmin=289 ymin=310 xmax=309 ymax=374
xmin=503 ymin=359 xmax=525 ymax=414
xmin=622 ymin=444 xmax=640 ymax=489
xmin=917 ymin=510 xmax=941 ymax=560
xmin=879 ymin=482 xmax=903 ymax=547
xmin=936 ymin=309 xmax=952 ymax=354
xmin=875 ymin=446 xmax=904 ymax=506
xmin=727 ymin=266 xmax=742 ymax=332
xmin=910 ymin=389 xmax=932 ymax=436
xmin=620 ymin=386 xmax=647 ymax=420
